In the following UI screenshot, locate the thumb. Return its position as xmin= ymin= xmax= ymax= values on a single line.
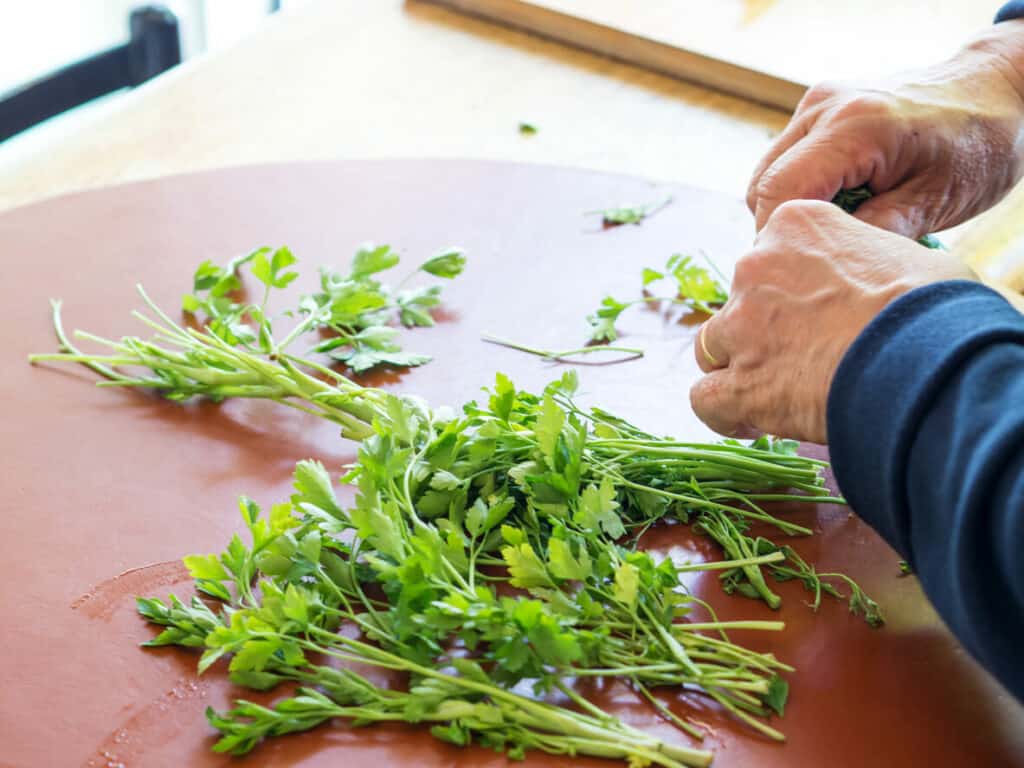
xmin=690 ymin=370 xmax=747 ymax=438
xmin=752 ymin=137 xmax=866 ymax=231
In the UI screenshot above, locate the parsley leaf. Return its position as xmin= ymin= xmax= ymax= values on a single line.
xmin=418 ymin=248 xmax=466 ymax=279
xmin=350 ymin=243 xmax=401 ymax=279
xmin=325 ymin=326 xmax=432 ymax=374
xmin=664 ymin=253 xmax=728 ymax=310
xmin=585 ymin=296 xmax=630 ymax=343
xmin=251 ymin=247 xmax=299 ymax=290
xmin=587 ymin=196 xmax=672 ymax=227
xmin=396 ymin=285 xmax=442 ymax=328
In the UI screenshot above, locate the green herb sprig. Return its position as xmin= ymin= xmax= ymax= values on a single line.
xmin=181 ymin=244 xmax=465 ymax=374
xmin=587 ymin=196 xmax=673 ymax=227
xmin=587 ymin=253 xmax=728 ymax=344
xmin=30 ymin=279 xmax=881 ymax=765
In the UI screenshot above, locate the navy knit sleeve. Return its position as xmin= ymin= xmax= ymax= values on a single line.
xmin=996 ymin=1 xmax=1024 ymax=23
xmin=827 ymin=280 xmax=1024 ymax=701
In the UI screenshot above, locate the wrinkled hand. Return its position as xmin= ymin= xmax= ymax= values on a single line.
xmin=690 ymin=201 xmax=976 ymax=443
xmin=747 ymin=22 xmax=1024 ymax=239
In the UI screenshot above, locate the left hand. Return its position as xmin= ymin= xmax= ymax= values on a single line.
xmin=690 ymin=200 xmax=976 ymax=443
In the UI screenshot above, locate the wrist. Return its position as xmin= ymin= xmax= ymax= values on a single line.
xmin=961 ymin=19 xmax=1024 ymax=105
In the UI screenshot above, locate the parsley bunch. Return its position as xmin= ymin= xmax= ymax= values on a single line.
xmin=30 ymin=277 xmax=881 ymax=765
xmin=182 ymin=243 xmax=465 ymax=374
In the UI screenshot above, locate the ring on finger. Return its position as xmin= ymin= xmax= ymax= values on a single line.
xmin=700 ymin=323 xmax=722 ymax=368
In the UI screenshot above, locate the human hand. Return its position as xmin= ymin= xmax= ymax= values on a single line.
xmin=747 ymin=21 xmax=1024 ymax=239
xmin=690 ymin=201 xmax=976 ymax=443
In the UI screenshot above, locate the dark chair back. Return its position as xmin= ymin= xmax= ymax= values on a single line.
xmin=0 ymin=6 xmax=181 ymax=142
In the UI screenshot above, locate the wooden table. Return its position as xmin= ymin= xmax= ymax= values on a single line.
xmin=0 ymin=0 xmax=787 ymax=211
xmin=3 ymin=159 xmax=1022 ymax=768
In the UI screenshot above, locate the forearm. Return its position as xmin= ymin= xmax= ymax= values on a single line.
xmin=827 ymin=281 xmax=1024 ymax=701
xmin=965 ymin=16 xmax=1024 ymax=108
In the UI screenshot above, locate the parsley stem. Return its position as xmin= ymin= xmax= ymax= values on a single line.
xmin=481 ymin=334 xmax=644 ymax=361
xmin=634 ymin=681 xmax=706 ymax=741
xmin=675 ymin=551 xmax=785 ymax=572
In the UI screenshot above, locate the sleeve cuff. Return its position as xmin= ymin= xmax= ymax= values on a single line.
xmin=826 ymin=280 xmax=1022 ymax=560
xmin=996 ymin=1 xmax=1024 ymax=23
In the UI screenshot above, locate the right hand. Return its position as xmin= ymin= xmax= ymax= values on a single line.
xmin=690 ymin=200 xmax=977 ymax=444
xmin=747 ymin=21 xmax=1024 ymax=239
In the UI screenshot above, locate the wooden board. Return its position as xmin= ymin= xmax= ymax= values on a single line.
xmin=425 ymin=0 xmax=995 ymax=109
xmin=1 ymin=159 xmax=1021 ymax=768
xmin=0 ymin=0 xmax=791 ymax=216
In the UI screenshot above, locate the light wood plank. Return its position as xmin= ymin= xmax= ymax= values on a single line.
xmin=427 ymin=0 xmax=806 ymax=109
xmin=431 ymin=1 xmax=993 ymax=92
xmin=0 ymin=0 xmax=788 ymax=215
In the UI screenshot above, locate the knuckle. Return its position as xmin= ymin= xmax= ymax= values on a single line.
xmin=731 ymin=254 xmax=764 ymax=290
xmin=754 ymin=166 xmax=784 ymax=201
xmin=802 ymin=80 xmax=840 ymax=107
xmin=771 ymin=198 xmax=812 ymax=222
xmin=770 ymin=198 xmax=834 ymax=226
xmin=689 ymin=376 xmax=715 ymax=413
xmin=831 ymin=92 xmax=891 ymax=122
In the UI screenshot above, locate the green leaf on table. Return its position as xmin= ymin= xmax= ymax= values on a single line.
xmin=350 ymin=495 xmax=405 ymax=561
xmin=527 ymin=613 xmax=582 ymax=667
xmin=184 ymin=553 xmax=230 ymax=582
xmin=396 ymin=285 xmax=442 ymax=327
xmin=350 ymin=243 xmax=400 ymax=279
xmin=534 ymin=395 xmax=565 ymax=468
xmin=229 ymin=639 xmax=281 ymax=673
xmin=489 ymin=372 xmax=517 ymax=422
xmin=641 ymin=267 xmax=664 ymax=286
xmin=765 ymin=675 xmax=789 ymax=717
xmin=292 ymin=460 xmax=344 ymax=519
xmin=585 ymin=296 xmax=630 ymax=343
xmin=574 ymin=477 xmax=624 ymax=539
xmin=612 ymin=562 xmax=640 ymax=608
xmin=325 ymin=325 xmax=432 ymax=374
xmin=419 ymin=248 xmax=466 ymax=279
xmin=500 ymin=524 xmax=525 ymax=547
xmin=251 ymin=246 xmax=299 ymax=290
xmin=665 ymin=254 xmax=728 ymax=309
xmin=518 ymin=122 xmax=538 ymax=136
xmin=547 ymin=537 xmax=592 ymax=581
xmin=502 ymin=542 xmax=552 ymax=589
xmin=588 ymin=197 xmax=671 ymax=227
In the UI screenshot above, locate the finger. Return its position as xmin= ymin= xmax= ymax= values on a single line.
xmin=694 ymin=315 xmax=731 ymax=373
xmin=746 ymin=116 xmax=813 ymax=214
xmin=730 ymin=424 xmax=763 ymax=440
xmin=752 ymin=137 xmax=872 ymax=231
xmin=690 ymin=370 xmax=746 ymax=437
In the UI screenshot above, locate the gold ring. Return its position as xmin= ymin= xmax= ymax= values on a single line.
xmin=700 ymin=324 xmax=720 ymax=368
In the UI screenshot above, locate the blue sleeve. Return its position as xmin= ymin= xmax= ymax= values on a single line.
xmin=827 ymin=280 xmax=1024 ymax=701
xmin=997 ymin=2 xmax=1024 ymax=23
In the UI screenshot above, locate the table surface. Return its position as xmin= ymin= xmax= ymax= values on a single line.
xmin=0 ymin=0 xmax=788 ymax=213
xmin=2 ymin=0 xmax=1023 ymax=287
xmin=448 ymin=1 xmax=993 ymax=86
xmin=1 ymin=159 xmax=1021 ymax=768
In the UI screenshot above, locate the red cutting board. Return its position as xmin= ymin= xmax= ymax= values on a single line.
xmin=0 ymin=159 xmax=1020 ymax=768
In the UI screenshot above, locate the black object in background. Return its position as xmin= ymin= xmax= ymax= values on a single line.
xmin=0 ymin=6 xmax=181 ymax=143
